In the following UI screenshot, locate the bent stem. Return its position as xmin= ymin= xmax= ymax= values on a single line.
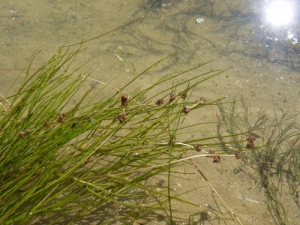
xmin=185 ymin=152 xmax=244 ymax=225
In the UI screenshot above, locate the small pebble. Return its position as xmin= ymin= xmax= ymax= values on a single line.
xmin=196 ymin=17 xmax=205 ymax=23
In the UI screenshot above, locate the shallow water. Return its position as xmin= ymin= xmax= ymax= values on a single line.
xmin=0 ymin=0 xmax=299 ymax=224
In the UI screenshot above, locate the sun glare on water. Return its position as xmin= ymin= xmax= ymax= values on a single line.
xmin=265 ymin=1 xmax=295 ymax=26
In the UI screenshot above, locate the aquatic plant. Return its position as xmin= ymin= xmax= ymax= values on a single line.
xmin=0 ymin=45 xmax=249 ymax=224
xmin=218 ymin=98 xmax=300 ymax=225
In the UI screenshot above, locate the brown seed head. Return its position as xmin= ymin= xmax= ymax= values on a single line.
xmin=183 ymin=106 xmax=190 ymax=115
xmin=155 ymin=99 xmax=164 ymax=106
xmin=194 ymin=145 xmax=201 ymax=152
xmin=121 ymin=95 xmax=128 ymax=107
xmin=58 ymin=113 xmax=66 ymax=123
xmin=18 ymin=131 xmax=25 ymax=138
xmin=235 ymin=151 xmax=243 ymax=159
xmin=169 ymin=93 xmax=176 ymax=102
xmin=213 ymin=155 xmax=221 ymax=163
xmin=118 ymin=113 xmax=126 ymax=123
xmin=246 ymin=142 xmax=255 ymax=148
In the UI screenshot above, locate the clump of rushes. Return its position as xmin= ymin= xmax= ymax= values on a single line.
xmin=218 ymin=99 xmax=300 ymax=225
xmin=0 ymin=46 xmax=242 ymax=224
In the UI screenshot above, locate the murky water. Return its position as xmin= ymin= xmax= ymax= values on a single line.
xmin=0 ymin=0 xmax=299 ymax=224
